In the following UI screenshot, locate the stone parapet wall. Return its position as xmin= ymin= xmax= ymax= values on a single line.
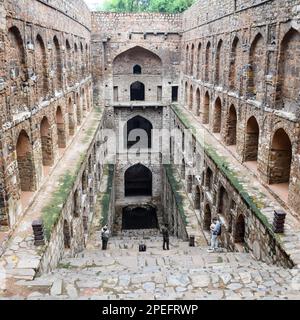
xmin=39 ymin=109 xmax=108 ymax=273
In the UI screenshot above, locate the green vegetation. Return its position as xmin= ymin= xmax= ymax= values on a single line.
xmin=42 ymin=172 xmax=76 ymax=241
xmin=164 ymin=164 xmax=187 ymax=225
xmin=100 ymin=0 xmax=195 ymax=13
xmin=100 ymin=164 xmax=115 ymax=226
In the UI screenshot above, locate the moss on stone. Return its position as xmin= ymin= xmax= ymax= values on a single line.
xmin=42 ymin=171 xmax=76 ymax=241
xmin=164 ymin=164 xmax=188 ymax=225
xmin=100 ymin=164 xmax=114 ymax=226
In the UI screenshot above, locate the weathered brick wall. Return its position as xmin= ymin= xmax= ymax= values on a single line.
xmin=91 ymin=12 xmax=182 ymax=107
xmin=0 ymin=0 xmax=93 ymax=229
xmin=181 ymin=0 xmax=300 ymax=215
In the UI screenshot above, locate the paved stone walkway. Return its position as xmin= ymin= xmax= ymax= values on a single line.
xmin=173 ymin=106 xmax=300 ymax=267
xmin=0 ymin=108 xmax=102 ymax=283
xmin=1 ymin=232 xmax=300 ymax=300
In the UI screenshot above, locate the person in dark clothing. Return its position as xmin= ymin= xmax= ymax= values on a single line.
xmin=161 ymin=224 xmax=170 ymax=250
xmin=101 ymin=225 xmax=110 ymax=250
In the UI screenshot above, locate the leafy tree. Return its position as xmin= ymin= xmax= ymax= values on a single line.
xmin=102 ymin=0 xmax=195 ymax=13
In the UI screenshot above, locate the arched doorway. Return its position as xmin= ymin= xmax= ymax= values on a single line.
xmin=269 ymin=128 xmax=292 ymax=185
xmin=235 ymin=215 xmax=245 ymax=243
xmin=218 ymin=186 xmax=229 ymax=216
xmin=68 ymin=98 xmax=75 ymax=136
xmin=204 ymin=204 xmax=211 ymax=231
xmin=122 ymin=206 xmax=158 ymax=230
xmin=130 ymin=81 xmax=145 ymax=101
xmin=76 ymin=92 xmax=81 ymax=125
xmin=213 ymin=97 xmax=222 ymax=133
xmin=125 ymin=164 xmax=152 ymax=197
xmin=196 ymin=88 xmax=200 ymax=116
xmin=203 ymin=92 xmax=210 ymax=124
xmin=126 ymin=116 xmax=152 ymax=149
xmin=40 ymin=117 xmax=54 ymax=166
xmin=194 ymin=185 xmax=201 ymax=210
xmin=189 ymin=85 xmax=193 ymax=109
xmin=16 ymin=130 xmax=36 ymax=192
xmin=245 ymin=116 xmax=259 ymax=162
xmin=133 ymin=64 xmax=142 ymax=74
xmin=63 ymin=220 xmax=71 ymax=249
xmin=205 ymin=167 xmax=213 ymax=191
xmin=187 ymin=175 xmax=193 ymax=193
xmin=181 ymin=159 xmax=186 ymax=179
xmin=56 ymin=106 xmax=66 ymax=148
xmin=226 ymin=105 xmax=237 ymax=145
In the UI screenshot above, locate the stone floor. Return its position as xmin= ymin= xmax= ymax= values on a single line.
xmin=1 ymin=232 xmax=300 ymax=300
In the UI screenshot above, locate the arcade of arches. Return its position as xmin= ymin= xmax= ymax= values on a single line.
xmin=1 ymin=0 xmax=300 ymax=298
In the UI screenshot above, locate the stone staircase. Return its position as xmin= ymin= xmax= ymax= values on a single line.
xmin=3 ymin=234 xmax=300 ymax=300
xmin=117 ymin=229 xmax=161 ymax=238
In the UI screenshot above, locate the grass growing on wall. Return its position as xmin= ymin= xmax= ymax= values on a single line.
xmin=171 ymin=104 xmax=279 ymax=241
xmin=100 ymin=164 xmax=115 ymax=226
xmin=164 ymin=164 xmax=188 ymax=226
xmin=42 ymin=172 xmax=76 ymax=241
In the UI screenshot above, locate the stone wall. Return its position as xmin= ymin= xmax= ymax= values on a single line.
xmin=171 ymin=106 xmax=294 ymax=268
xmin=91 ymin=12 xmax=182 ymax=107
xmin=39 ymin=113 xmax=110 ymax=273
xmin=0 ymin=0 xmax=93 ymax=229
xmin=181 ymin=0 xmax=300 ymax=215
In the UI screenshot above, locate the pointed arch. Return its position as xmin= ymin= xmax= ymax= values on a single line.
xmin=229 ymin=37 xmax=242 ymax=91
xmin=190 ymin=43 xmax=195 ymax=76
xmin=197 ymin=42 xmax=202 ymax=79
xmin=215 ymin=39 xmax=223 ymax=85
xmin=189 ymin=84 xmax=193 ymax=109
xmin=194 ymin=185 xmax=201 ymax=210
xmin=269 ymin=128 xmax=292 ymax=185
xmin=185 ymin=44 xmax=189 ymax=74
xmin=53 ymin=36 xmax=62 ymax=90
xmin=235 ymin=215 xmax=245 ymax=243
xmin=35 ymin=34 xmax=48 ymax=100
xmin=213 ymin=97 xmax=222 ymax=133
xmin=226 ymin=104 xmax=237 ymax=145
xmin=204 ymin=204 xmax=212 ymax=231
xmin=68 ymin=97 xmax=75 ymax=136
xmin=125 ymin=164 xmax=152 ymax=197
xmin=133 ymin=64 xmax=142 ymax=74
xmin=245 ymin=116 xmax=259 ymax=162
xmin=196 ymin=88 xmax=200 ymax=116
xmin=248 ymin=33 xmax=264 ymax=100
xmin=40 ymin=116 xmax=54 ymax=166
xmin=16 ymin=130 xmax=36 ymax=192
xmin=130 ymin=81 xmax=145 ymax=101
xmin=205 ymin=41 xmax=211 ymax=82
xmin=203 ymin=92 xmax=210 ymax=124
xmin=278 ymin=28 xmax=300 ymax=108
xmin=56 ymin=106 xmax=66 ymax=148
xmin=126 ymin=115 xmax=153 ymax=149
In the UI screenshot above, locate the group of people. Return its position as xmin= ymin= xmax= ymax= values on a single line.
xmin=100 ymin=217 xmax=222 ymax=252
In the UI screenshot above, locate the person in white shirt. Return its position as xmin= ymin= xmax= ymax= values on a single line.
xmin=101 ymin=225 xmax=110 ymax=250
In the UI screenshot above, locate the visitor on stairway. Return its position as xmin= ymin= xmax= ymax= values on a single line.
xmin=101 ymin=225 xmax=110 ymax=250
xmin=207 ymin=217 xmax=222 ymax=253
xmin=161 ymin=224 xmax=170 ymax=250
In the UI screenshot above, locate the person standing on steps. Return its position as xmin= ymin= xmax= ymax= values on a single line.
xmin=161 ymin=224 xmax=170 ymax=250
xmin=207 ymin=217 xmax=222 ymax=253
xmin=101 ymin=225 xmax=110 ymax=250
